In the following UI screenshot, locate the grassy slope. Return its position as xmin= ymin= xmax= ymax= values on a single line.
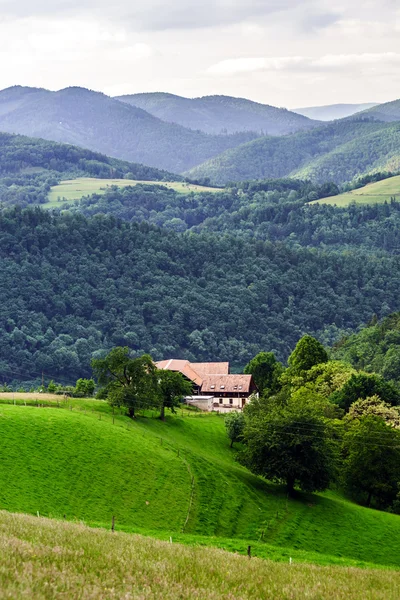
xmin=2 ymin=514 xmax=400 ymax=600
xmin=312 ymin=175 xmax=400 ymax=206
xmin=47 ymin=177 xmax=221 ymax=207
xmin=1 ymin=401 xmax=400 ymax=568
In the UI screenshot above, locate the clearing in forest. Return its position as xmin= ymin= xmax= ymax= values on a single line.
xmin=47 ymin=177 xmax=221 ymax=206
xmin=312 ymin=175 xmax=400 ymax=207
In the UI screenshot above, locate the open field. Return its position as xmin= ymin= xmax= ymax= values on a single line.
xmin=1 ymin=401 xmax=400 ymax=570
xmin=312 ymin=175 xmax=400 ymax=206
xmin=2 ymin=512 xmax=400 ymax=600
xmin=47 ymin=177 xmax=222 ymax=207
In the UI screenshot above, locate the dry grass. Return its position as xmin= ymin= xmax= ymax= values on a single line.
xmin=0 ymin=511 xmax=399 ymax=600
xmin=0 ymin=392 xmax=62 ymax=401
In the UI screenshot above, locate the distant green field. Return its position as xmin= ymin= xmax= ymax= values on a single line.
xmin=47 ymin=177 xmax=221 ymax=207
xmin=1 ymin=401 xmax=400 ymax=569
xmin=312 ymin=175 xmax=400 ymax=207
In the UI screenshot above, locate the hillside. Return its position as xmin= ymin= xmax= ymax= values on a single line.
xmin=312 ymin=175 xmax=400 ymax=206
xmin=294 ymin=103 xmax=378 ymax=121
xmin=1 ymin=207 xmax=400 ymax=385
xmin=0 ymin=132 xmax=179 ymax=206
xmin=357 ymin=98 xmax=400 ymax=123
xmin=116 ymin=92 xmax=319 ymax=135
xmin=332 ymin=313 xmax=400 ymax=383
xmin=186 ymin=120 xmax=400 ymax=185
xmin=1 ymin=402 xmax=400 ymax=570
xmin=0 ymin=86 xmax=258 ymax=173
xmin=3 ymin=513 xmax=400 ymax=600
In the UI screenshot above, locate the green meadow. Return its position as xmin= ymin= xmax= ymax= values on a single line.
xmin=1 ymin=400 xmax=400 ymax=570
xmin=47 ymin=177 xmax=221 ymax=207
xmin=312 ymin=175 xmax=400 ymax=206
xmin=2 ymin=512 xmax=400 ymax=600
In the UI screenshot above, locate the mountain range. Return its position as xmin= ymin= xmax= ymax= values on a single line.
xmin=116 ymin=92 xmax=319 ymax=135
xmin=0 ymin=86 xmax=258 ymax=173
xmin=0 ymin=85 xmax=400 ymax=185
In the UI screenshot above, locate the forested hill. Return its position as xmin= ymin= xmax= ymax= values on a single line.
xmin=186 ymin=120 xmax=400 ymax=185
xmin=0 ymin=207 xmax=399 ymax=385
xmin=356 ymin=98 xmax=400 ymax=123
xmin=66 ymin=180 xmax=400 ymax=252
xmin=116 ymin=92 xmax=319 ymax=135
xmin=0 ymin=86 xmax=258 ymax=173
xmin=0 ymin=132 xmax=179 ymax=206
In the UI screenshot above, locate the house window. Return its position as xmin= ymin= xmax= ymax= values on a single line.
xmin=229 ymin=399 xmax=233 ymax=405
xmin=219 ymin=399 xmax=223 ymax=404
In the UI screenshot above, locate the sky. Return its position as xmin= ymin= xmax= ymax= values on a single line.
xmin=0 ymin=0 xmax=399 ymax=107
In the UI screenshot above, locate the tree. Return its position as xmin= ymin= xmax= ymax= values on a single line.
xmin=92 ymin=348 xmax=158 ymax=418
xmin=75 ymin=378 xmax=95 ymax=397
xmin=288 ymin=335 xmax=329 ymax=376
xmin=156 ymin=370 xmax=192 ymax=421
xmin=244 ymin=351 xmax=284 ymax=395
xmin=241 ymin=395 xmax=337 ymax=494
xmin=330 ymin=372 xmax=400 ymax=411
xmin=346 ymin=395 xmax=400 ymax=429
xmin=225 ymin=411 xmax=245 ymax=448
xmin=342 ymin=415 xmax=400 ymax=507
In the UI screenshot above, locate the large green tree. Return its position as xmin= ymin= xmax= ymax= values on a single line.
xmin=156 ymin=370 xmax=192 ymax=421
xmin=330 ymin=372 xmax=400 ymax=411
xmin=241 ymin=395 xmax=337 ymax=494
xmin=92 ymin=348 xmax=158 ymax=418
xmin=244 ymin=352 xmax=284 ymax=395
xmin=342 ymin=415 xmax=400 ymax=507
xmin=288 ymin=335 xmax=329 ymax=376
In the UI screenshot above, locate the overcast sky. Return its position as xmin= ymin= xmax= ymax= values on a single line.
xmin=0 ymin=0 xmax=399 ymax=107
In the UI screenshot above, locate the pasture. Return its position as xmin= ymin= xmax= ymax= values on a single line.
xmin=312 ymin=175 xmax=400 ymax=206
xmin=47 ymin=177 xmax=221 ymax=207
xmin=1 ymin=400 xmax=400 ymax=569
xmin=1 ymin=512 xmax=400 ymax=600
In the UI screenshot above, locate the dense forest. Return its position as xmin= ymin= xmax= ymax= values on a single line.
xmin=0 ymin=207 xmax=399 ymax=387
xmin=0 ymin=133 xmax=178 ymax=207
xmin=333 ymin=313 xmax=400 ymax=383
xmin=63 ymin=180 xmax=400 ymax=252
xmin=187 ymin=120 xmax=400 ymax=185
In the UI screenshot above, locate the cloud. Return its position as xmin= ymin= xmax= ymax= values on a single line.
xmin=0 ymin=0 xmax=337 ymax=31
xmin=208 ymin=52 xmax=400 ymax=75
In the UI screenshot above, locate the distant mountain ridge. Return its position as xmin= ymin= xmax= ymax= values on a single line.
xmin=0 ymin=86 xmax=258 ymax=173
xmin=355 ymin=99 xmax=400 ymax=123
xmin=294 ymin=103 xmax=378 ymax=121
xmin=116 ymin=92 xmax=320 ymax=135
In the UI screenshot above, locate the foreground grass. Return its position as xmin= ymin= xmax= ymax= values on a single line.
xmin=312 ymin=175 xmax=400 ymax=206
xmin=1 ymin=402 xmax=400 ymax=568
xmin=47 ymin=177 xmax=221 ymax=206
xmin=1 ymin=512 xmax=399 ymax=600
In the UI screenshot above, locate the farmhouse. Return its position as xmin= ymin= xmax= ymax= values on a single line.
xmin=156 ymin=359 xmax=258 ymax=412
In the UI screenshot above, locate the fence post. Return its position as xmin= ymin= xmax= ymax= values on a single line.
xmin=111 ymin=516 xmax=115 ymax=532
xmin=247 ymin=546 xmax=251 ymax=558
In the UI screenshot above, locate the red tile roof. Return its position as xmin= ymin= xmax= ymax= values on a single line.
xmin=156 ymin=359 xmax=203 ymax=386
xmin=200 ymin=374 xmax=254 ymax=394
xmin=191 ymin=362 xmax=229 ymax=376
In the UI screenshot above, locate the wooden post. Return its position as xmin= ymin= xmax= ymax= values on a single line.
xmin=111 ymin=516 xmax=115 ymax=532
xmin=247 ymin=546 xmax=251 ymax=558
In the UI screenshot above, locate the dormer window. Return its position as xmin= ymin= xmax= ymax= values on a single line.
xmin=220 ymin=385 xmax=225 ymax=389
xmin=210 ymin=385 xmax=215 ymax=389
xmin=238 ymin=386 xmax=242 ymax=390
